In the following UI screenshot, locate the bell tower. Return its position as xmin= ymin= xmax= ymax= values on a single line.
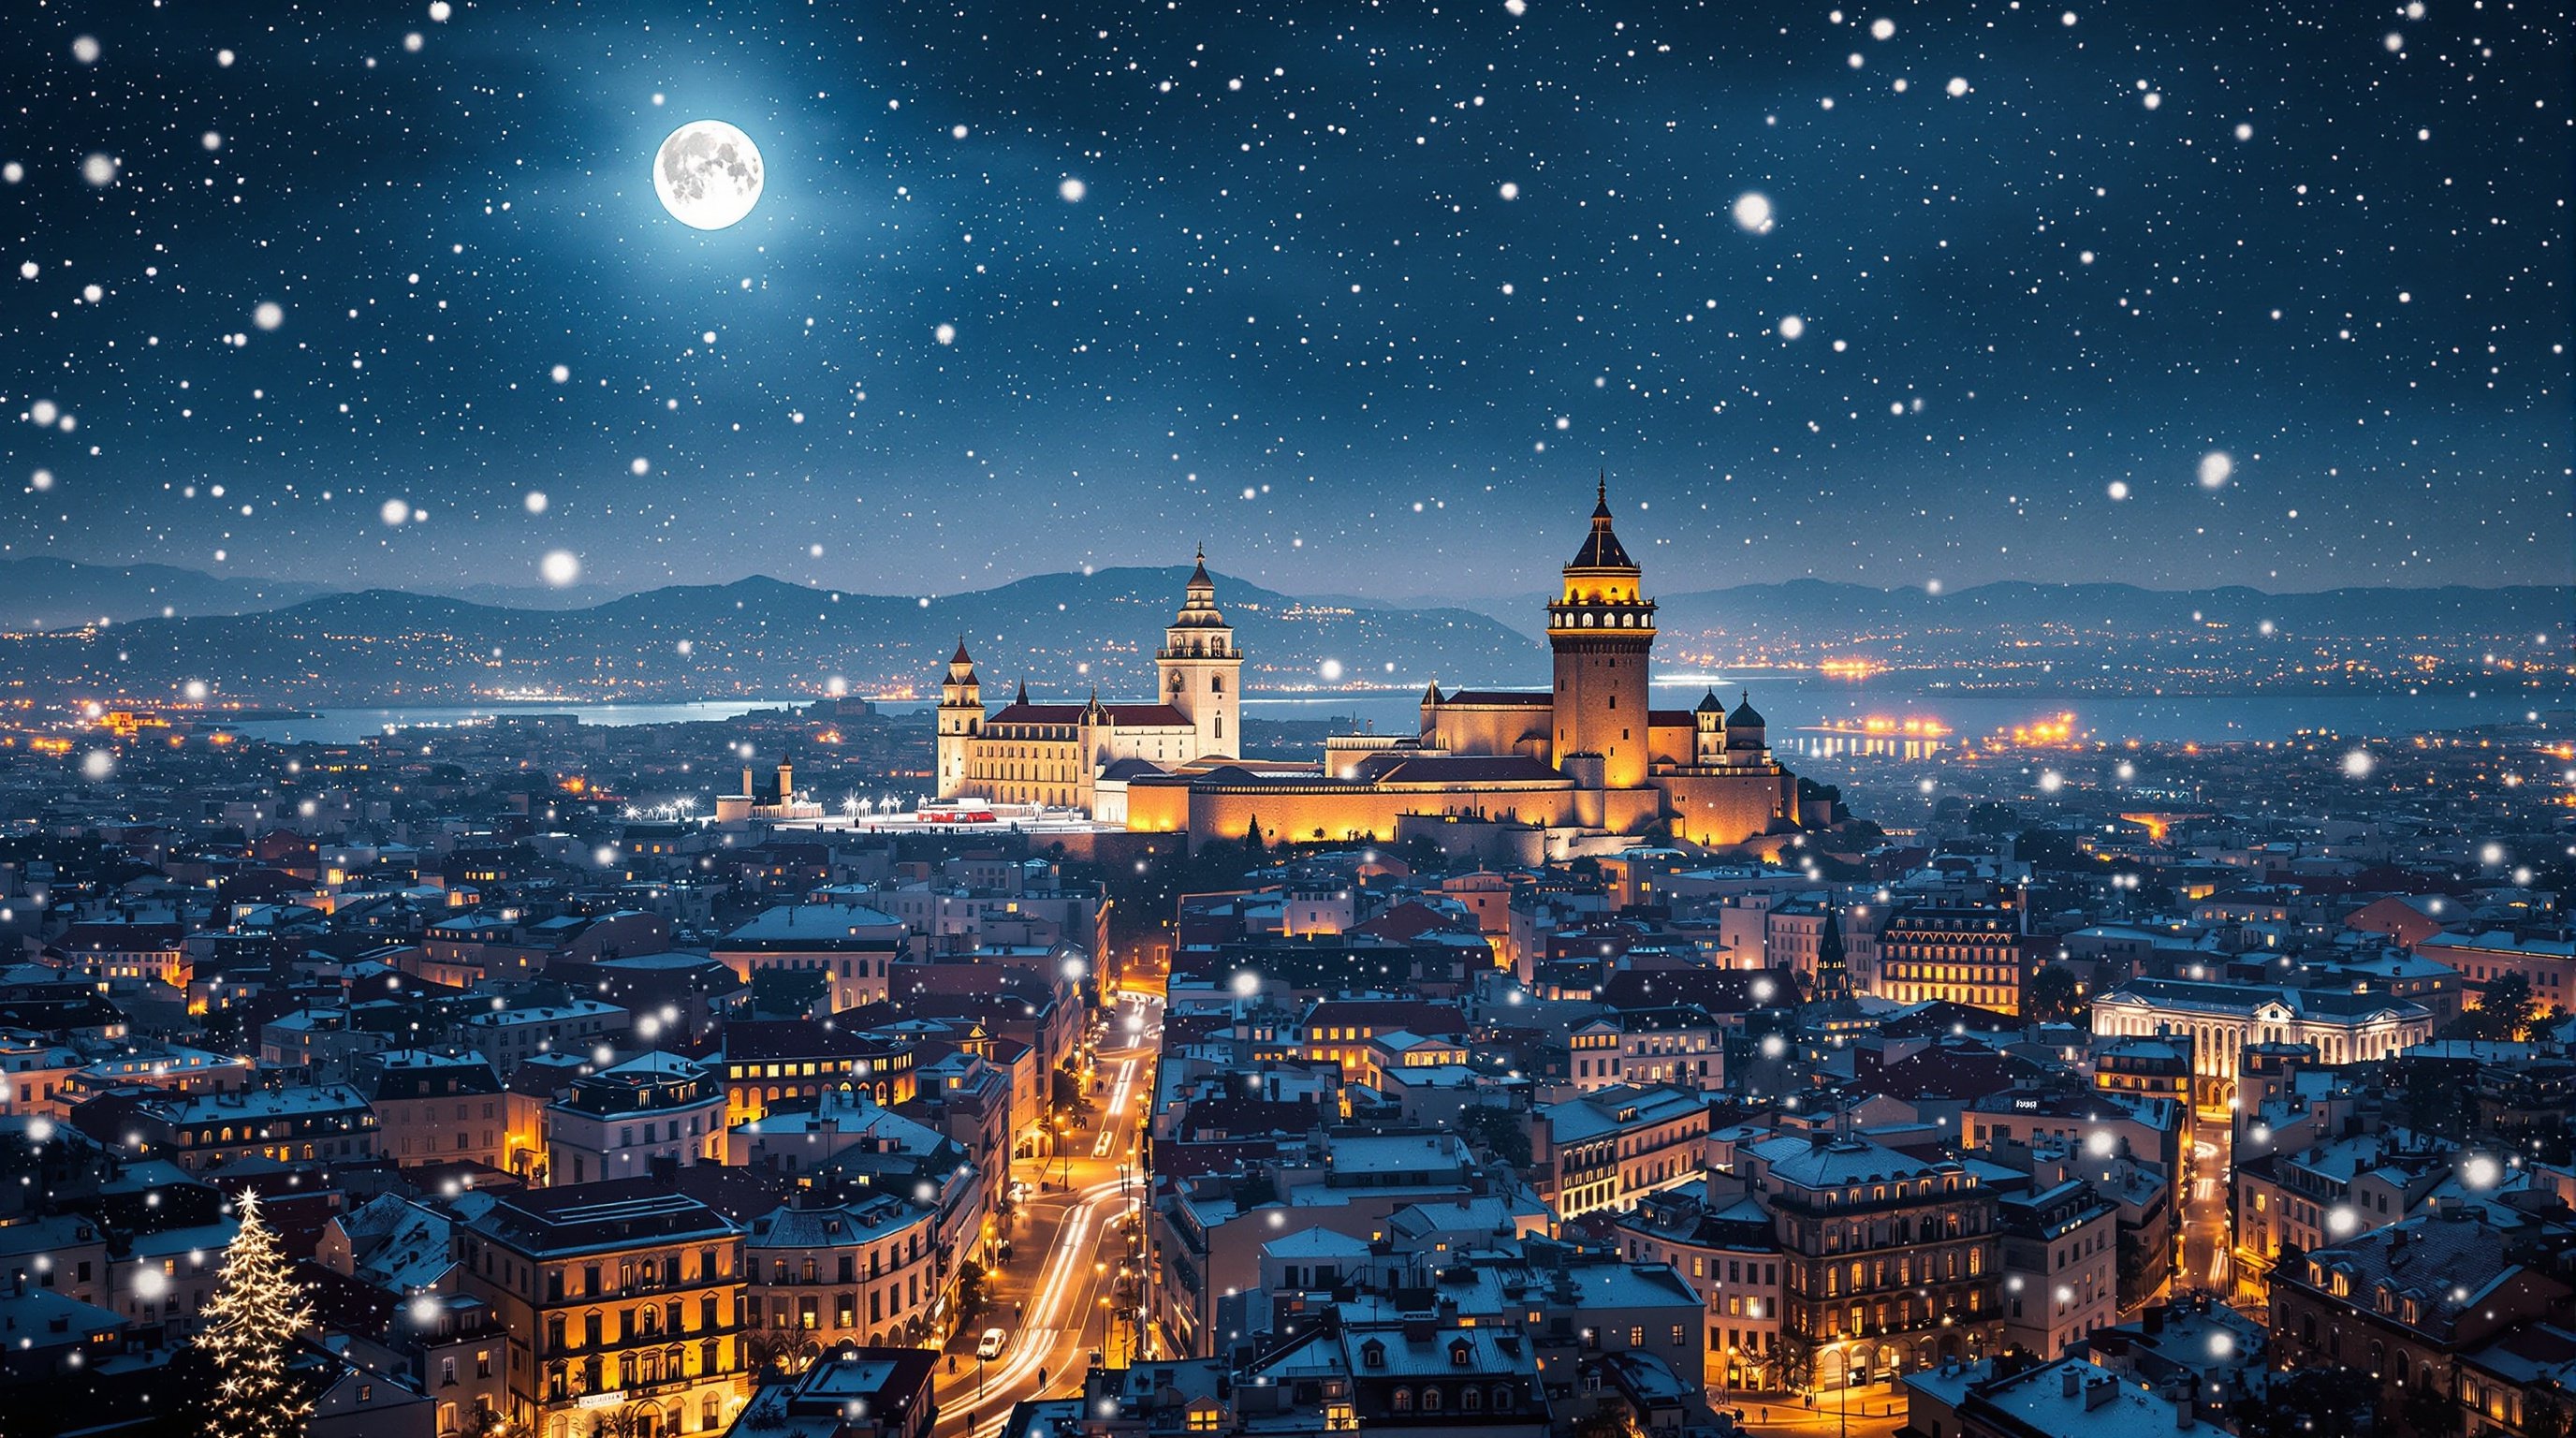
xmin=1549 ymin=475 xmax=1655 ymax=788
xmin=1157 ymin=547 xmax=1243 ymax=760
xmin=935 ymin=638 xmax=982 ymax=799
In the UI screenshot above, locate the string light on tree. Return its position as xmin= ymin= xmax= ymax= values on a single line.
xmin=197 ymin=1190 xmax=316 ymax=1438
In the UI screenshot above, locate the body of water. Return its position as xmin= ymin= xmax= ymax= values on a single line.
xmin=1253 ymin=674 xmax=2571 ymax=746
xmin=212 ymin=699 xmax=810 ymax=744
xmin=206 ymin=676 xmax=2570 ymax=748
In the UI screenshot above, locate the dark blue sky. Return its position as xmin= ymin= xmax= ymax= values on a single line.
xmin=3 ymin=0 xmax=2568 ymax=601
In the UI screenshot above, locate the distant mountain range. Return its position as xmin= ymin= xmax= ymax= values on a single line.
xmin=0 ymin=557 xmax=2562 ymax=706
xmin=0 ymin=557 xmax=338 ymax=630
xmin=0 ymin=565 xmax=1544 ymax=706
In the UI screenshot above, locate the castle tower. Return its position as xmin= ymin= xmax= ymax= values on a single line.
xmin=1549 ymin=476 xmax=1656 ymax=787
xmin=1157 ymin=547 xmax=1243 ymax=760
xmin=1726 ymin=691 xmax=1768 ymax=756
xmin=1691 ymin=687 xmax=1729 ymax=765
xmin=935 ymin=638 xmax=983 ymax=799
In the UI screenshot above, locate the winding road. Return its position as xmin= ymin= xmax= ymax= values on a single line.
xmin=932 ymin=994 xmax=1160 ymax=1438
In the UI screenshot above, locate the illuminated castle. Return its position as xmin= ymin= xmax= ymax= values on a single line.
xmin=934 ymin=482 xmax=1810 ymax=849
xmin=935 ymin=549 xmax=1241 ymax=814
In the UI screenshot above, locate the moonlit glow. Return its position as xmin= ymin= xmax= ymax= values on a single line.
xmin=540 ymin=550 xmax=581 ymax=587
xmin=652 ymin=120 xmax=765 ymax=229
xmin=1731 ymin=191 xmax=1776 ymax=234
xmin=2198 ymin=450 xmax=2234 ymax=488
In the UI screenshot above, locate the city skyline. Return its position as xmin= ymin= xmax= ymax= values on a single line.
xmin=3 ymin=0 xmax=2569 ymax=604
xmin=8 ymin=7 xmax=2576 ymax=1438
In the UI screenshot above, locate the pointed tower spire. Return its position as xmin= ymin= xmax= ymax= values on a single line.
xmin=1811 ymin=895 xmax=1853 ymax=1005
xmin=1596 ymin=469 xmax=1609 ymax=513
xmin=1016 ymin=679 xmax=1030 ymax=705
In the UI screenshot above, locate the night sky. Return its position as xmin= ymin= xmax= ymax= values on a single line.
xmin=4 ymin=0 xmax=2569 ymax=604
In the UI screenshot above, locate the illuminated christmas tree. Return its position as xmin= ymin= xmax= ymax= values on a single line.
xmin=198 ymin=1189 xmax=315 ymax=1438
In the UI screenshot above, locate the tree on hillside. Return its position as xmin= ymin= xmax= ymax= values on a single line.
xmin=198 ymin=1189 xmax=315 ymax=1438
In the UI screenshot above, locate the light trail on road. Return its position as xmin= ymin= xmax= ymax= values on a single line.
xmin=942 ymin=999 xmax=1161 ymax=1438
xmin=1094 ymin=1058 xmax=1138 ymax=1158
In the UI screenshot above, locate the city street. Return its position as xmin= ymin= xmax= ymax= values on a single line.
xmin=2181 ymin=1118 xmax=2234 ymax=1297
xmin=931 ymin=992 xmax=1163 ymax=1438
xmin=1736 ymin=1381 xmax=1909 ymax=1438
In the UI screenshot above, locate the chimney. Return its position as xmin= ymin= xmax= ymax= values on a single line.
xmin=2085 ymin=1376 xmax=2119 ymax=1411
xmin=2061 ymin=1367 xmax=2084 ymax=1400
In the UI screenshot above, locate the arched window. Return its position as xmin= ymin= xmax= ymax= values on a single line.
xmin=1421 ymin=1388 xmax=1443 ymax=1412
xmin=1462 ymin=1387 xmax=1485 ymax=1413
xmin=1391 ymin=1388 xmax=1412 ymax=1413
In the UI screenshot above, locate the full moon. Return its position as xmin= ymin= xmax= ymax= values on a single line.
xmin=653 ymin=121 xmax=763 ymax=230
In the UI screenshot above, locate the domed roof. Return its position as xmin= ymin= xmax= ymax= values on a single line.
xmin=1728 ymin=691 xmax=1766 ymax=727
xmin=1695 ymin=688 xmax=1727 ymax=715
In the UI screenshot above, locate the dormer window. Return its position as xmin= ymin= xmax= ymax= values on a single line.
xmin=1361 ymin=1341 xmax=1386 ymax=1370
xmin=1450 ymin=1339 xmax=1472 ymax=1367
